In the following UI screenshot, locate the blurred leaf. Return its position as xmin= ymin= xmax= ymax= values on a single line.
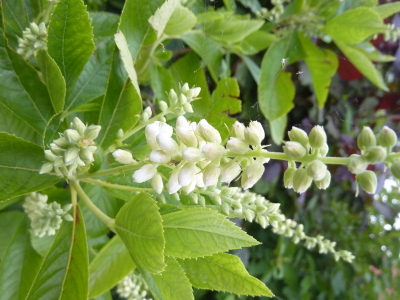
xmin=356 ymin=42 xmax=395 ymax=62
xmin=373 ymin=2 xmax=400 ymax=18
xmin=149 ymin=0 xmax=180 ymax=39
xmin=165 ymin=6 xmax=197 ymax=36
xmin=270 ymin=115 xmax=287 ymax=145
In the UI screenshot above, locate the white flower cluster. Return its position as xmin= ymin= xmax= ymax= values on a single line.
xmin=283 ymin=126 xmax=332 ymax=193
xmin=258 ymin=0 xmax=291 ymax=21
xmin=23 ymin=192 xmax=73 ymax=237
xmin=17 ymin=22 xmax=47 ymax=59
xmin=40 ymin=117 xmax=101 ymax=177
xmin=383 ymin=23 xmax=400 ymax=42
xmin=114 ymin=116 xmax=269 ymax=194
xmin=159 ymin=83 xmax=201 ymax=116
xmin=117 ymin=272 xmax=152 ymax=300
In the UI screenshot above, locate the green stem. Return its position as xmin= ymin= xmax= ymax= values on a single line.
xmin=83 ymin=178 xmax=153 ymax=194
xmin=70 ymin=180 xmax=115 ymax=229
xmin=75 ymin=163 xmax=145 ymax=180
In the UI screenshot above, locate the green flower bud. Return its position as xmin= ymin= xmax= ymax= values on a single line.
xmin=314 ymin=170 xmax=331 ymax=190
xmin=221 ymin=202 xmax=230 ymax=215
xmin=347 ymin=154 xmax=368 ymax=174
xmin=356 ymin=171 xmax=377 ymax=194
xmin=288 ymin=126 xmax=309 ymax=147
xmin=84 ymin=125 xmax=101 ymax=140
xmin=183 ymin=102 xmax=193 ymax=113
xmin=198 ymin=196 xmax=206 ymax=208
xmin=231 ymin=121 xmax=246 ymax=139
xmin=64 ymin=129 xmax=81 ymax=144
xmin=363 ymin=146 xmax=387 ymax=163
xmin=64 ymin=147 xmax=79 ymax=165
xmin=143 ymin=107 xmax=152 ymax=119
xmin=256 ymin=215 xmax=269 ymax=228
xmin=319 ymin=143 xmax=329 ymax=157
xmin=390 ymin=161 xmax=400 ymax=179
xmin=283 ymin=167 xmax=296 ymax=189
xmin=159 ymin=101 xmax=168 ymax=112
xmin=71 ymin=117 xmax=86 ymax=135
xmin=377 ymin=126 xmax=397 ymax=148
xmin=306 ymin=160 xmax=327 ymax=181
xmin=357 ymin=127 xmax=376 ymax=150
xmin=292 ymin=168 xmax=312 ymax=193
xmin=309 ymin=125 xmax=327 ymax=149
xmin=168 ymin=89 xmax=178 ymax=105
xmin=40 ymin=162 xmax=53 ymax=174
xmin=283 ymin=141 xmax=307 ymax=158
xmin=243 ymin=209 xmax=255 ymax=222
xmin=179 ymin=93 xmax=187 ymax=105
xmin=44 ymin=150 xmax=57 ymax=161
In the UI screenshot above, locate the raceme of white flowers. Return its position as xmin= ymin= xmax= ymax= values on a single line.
xmin=40 ymin=117 xmax=101 ymax=178
xmin=117 ymin=272 xmax=152 ymax=300
xmin=23 ymin=192 xmax=73 ymax=237
xmin=17 ymin=22 xmax=47 ymax=59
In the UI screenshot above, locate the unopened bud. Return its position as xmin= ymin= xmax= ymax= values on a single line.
xmin=84 ymin=125 xmax=101 ymax=140
xmin=377 ymin=126 xmax=397 ymax=148
xmin=71 ymin=117 xmax=86 ymax=135
xmin=181 ymin=83 xmax=189 ymax=94
xmin=113 ymin=150 xmax=135 ymax=164
xmin=183 ymin=147 xmax=204 ymax=162
xmin=306 ymin=160 xmax=327 ymax=181
xmin=198 ymin=196 xmax=206 ymax=207
xmin=231 ymin=121 xmax=246 ymax=139
xmin=159 ymin=101 xmax=168 ymax=112
xmin=183 ymin=102 xmax=193 ymax=113
xmin=151 ymin=174 xmax=164 ymax=194
xmin=202 ymin=143 xmax=225 ymax=160
xmin=40 ymin=162 xmax=54 ymax=174
xmin=45 ymin=150 xmax=57 ymax=161
xmin=143 ymin=106 xmax=152 ymax=118
xmin=179 ymin=162 xmax=197 ymax=187
xmin=117 ymin=129 xmax=124 ymax=138
xmin=167 ymin=167 xmax=181 ymax=194
xmin=156 ymin=134 xmax=179 ymax=154
xmin=292 ymin=168 xmax=312 ymax=194
xmin=314 ymin=170 xmax=331 ymax=189
xmin=245 ymin=121 xmax=265 ymax=145
xmin=149 ymin=150 xmax=171 ymax=164
xmin=227 ymin=137 xmax=249 ymax=154
xmin=64 ymin=129 xmax=81 ymax=144
xmin=390 ymin=161 xmax=400 ymax=179
xmin=64 ymin=147 xmax=79 ymax=165
xmin=241 ymin=162 xmax=264 ymax=190
xmin=363 ymin=146 xmax=387 ymax=163
xmin=347 ymin=154 xmax=368 ymax=174
xmin=220 ymin=160 xmax=241 ymax=183
xmin=309 ymin=126 xmax=326 ymax=149
xmin=132 ymin=164 xmax=157 ymax=183
xmin=357 ymin=127 xmax=376 ymax=150
xmin=243 ymin=209 xmax=255 ymax=222
xmin=203 ymin=163 xmax=221 ymax=187
xmin=256 ymin=215 xmax=268 ymax=228
xmin=197 ymin=119 xmax=222 ymax=143
xmin=356 ymin=171 xmax=377 ymax=194
xmin=319 ymin=143 xmax=329 ymax=157
xmin=221 ymin=202 xmax=230 ymax=215
xmin=168 ymin=89 xmax=178 ymax=105
xmin=283 ymin=141 xmax=306 ymax=158
xmin=283 ymin=167 xmax=296 ymax=189
xmin=288 ymin=126 xmax=309 ymax=147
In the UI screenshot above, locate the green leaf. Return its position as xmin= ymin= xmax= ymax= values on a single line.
xmin=115 ymin=193 xmax=166 ymax=274
xmin=0 ymin=133 xmax=58 ymax=201
xmin=164 ymin=6 xmax=197 ymax=36
xmin=119 ymin=0 xmax=163 ymax=60
xmin=47 ymin=0 xmax=95 ymax=93
xmin=270 ymin=115 xmax=287 ymax=146
xmin=149 ymin=0 xmax=180 ymax=39
xmin=179 ymin=253 xmax=274 ymax=297
xmin=373 ymin=2 xmax=400 ymax=18
xmin=335 ymin=40 xmax=388 ymax=91
xmin=141 ymin=256 xmax=193 ymax=300
xmin=150 ymin=65 xmax=177 ymax=102
xmin=324 ymin=7 xmax=384 ymax=44
xmin=90 ymin=12 xmax=120 ymax=40
xmin=181 ymin=32 xmax=223 ymax=82
xmin=163 ymin=207 xmax=259 ymax=259
xmin=241 ymin=55 xmax=260 ymax=83
xmin=26 ymin=205 xmax=89 ymax=300
xmin=241 ymin=30 xmax=276 ymax=52
xmin=356 ymin=42 xmax=396 ymax=62
xmin=298 ymin=34 xmax=338 ymax=108
xmin=0 ymin=211 xmax=43 ymax=300
xmin=36 ymin=49 xmax=66 ymax=113
xmin=259 ymin=32 xmax=303 ymax=121
xmin=89 ymin=235 xmax=136 ymax=298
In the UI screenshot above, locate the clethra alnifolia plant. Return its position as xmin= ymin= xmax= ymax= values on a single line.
xmin=2 ymin=0 xmax=400 ymax=299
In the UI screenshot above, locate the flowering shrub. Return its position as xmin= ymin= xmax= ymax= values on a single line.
xmin=1 ymin=0 xmax=400 ymax=299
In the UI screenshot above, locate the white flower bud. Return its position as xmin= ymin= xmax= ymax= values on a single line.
xmin=79 ymin=148 xmax=94 ymax=164
xmin=145 ymin=122 xmax=173 ymax=150
xmin=64 ymin=129 xmax=81 ymax=144
xmin=45 ymin=150 xmax=57 ymax=161
xmin=306 ymin=160 xmax=327 ymax=181
xmin=181 ymin=83 xmax=189 ymax=94
xmin=183 ymin=147 xmax=204 ymax=162
xmin=220 ymin=160 xmax=242 ymax=183
xmin=168 ymin=89 xmax=178 ymax=105
xmin=283 ymin=167 xmax=296 ymax=189
xmin=53 ymin=137 xmax=69 ymax=148
xmin=377 ymin=126 xmax=397 ymax=148
xmin=156 ymin=134 xmax=179 ymax=154
xmin=288 ymin=126 xmax=309 ymax=147
xmin=292 ymin=168 xmax=312 ymax=193
xmin=159 ymin=101 xmax=168 ymax=112
xmin=283 ymin=141 xmax=306 ymax=158
xmin=113 ymin=150 xmax=135 ymax=164
xmin=202 ymin=143 xmax=225 ymax=160
xmin=151 ymin=174 xmax=164 ymax=194
xmin=183 ymin=102 xmax=193 ymax=113
xmin=243 ymin=209 xmax=255 ymax=222
xmin=363 ymin=146 xmax=387 ymax=163
xmin=241 ymin=162 xmax=264 ymax=190
xmin=245 ymin=121 xmax=265 ymax=145
xmin=227 ymin=137 xmax=249 ymax=154
xmin=347 ymin=154 xmax=368 ymax=174
xmin=197 ymin=119 xmax=222 ymax=143
xmin=117 ymin=129 xmax=124 ymax=138
xmin=179 ymin=162 xmax=197 ymax=187
xmin=64 ymin=147 xmax=79 ymax=165
xmin=314 ymin=170 xmax=331 ymax=190
xmin=179 ymin=93 xmax=188 ymax=105
xmin=231 ymin=121 xmax=246 ymax=139
xmin=167 ymin=167 xmax=181 ymax=194
xmin=84 ymin=125 xmax=101 ymax=140
xmin=149 ymin=150 xmax=171 ymax=164
xmin=40 ymin=162 xmax=54 ymax=174
xmin=309 ymin=126 xmax=326 ymax=149
xmin=319 ymin=143 xmax=329 ymax=157
xmin=202 ymin=163 xmax=221 ymax=186
xmin=71 ymin=117 xmax=86 ymax=135
xmin=191 ymin=87 xmax=201 ymax=98
xmin=132 ymin=164 xmax=157 ymax=183
xmin=143 ymin=106 xmax=152 ymax=118
xmin=356 ymin=171 xmax=377 ymax=194
xmin=357 ymin=127 xmax=376 ymax=150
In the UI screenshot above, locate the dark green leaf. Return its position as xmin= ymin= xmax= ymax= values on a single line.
xmin=0 ymin=133 xmax=58 ymax=201
xmin=115 ymin=193 xmax=166 ymax=274
xmin=89 ymin=235 xmax=136 ymax=298
xmin=179 ymin=253 xmax=274 ymax=297
xmin=270 ymin=115 xmax=287 ymax=145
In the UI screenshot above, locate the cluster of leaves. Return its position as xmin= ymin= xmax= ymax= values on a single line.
xmin=1 ymin=0 xmax=400 ymax=299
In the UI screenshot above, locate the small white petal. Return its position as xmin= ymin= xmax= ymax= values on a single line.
xmin=132 ymin=164 xmax=157 ymax=183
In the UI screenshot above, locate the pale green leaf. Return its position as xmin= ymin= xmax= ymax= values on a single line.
xmin=163 ymin=207 xmax=259 ymax=259
xmin=26 ymin=205 xmax=88 ymax=300
xmin=47 ymin=0 xmax=95 ymax=93
xmin=270 ymin=115 xmax=287 ymax=146
xmin=141 ymin=256 xmax=193 ymax=300
xmin=324 ymin=7 xmax=384 ymax=44
xmin=115 ymin=193 xmax=166 ymax=274
xmin=148 ymin=0 xmax=180 ymax=39
xmin=298 ymin=34 xmax=338 ymax=108
xmin=89 ymin=235 xmax=136 ymax=298
xmin=373 ymin=2 xmax=400 ymax=18
xmin=356 ymin=42 xmax=395 ymax=62
xmin=119 ymin=0 xmax=163 ymax=60
xmin=241 ymin=55 xmax=260 ymax=83
xmin=115 ymin=30 xmax=140 ymax=95
xmin=0 ymin=133 xmax=58 ymax=201
xmin=0 ymin=211 xmax=43 ymax=300
xmin=335 ymin=40 xmax=388 ymax=91
xmin=36 ymin=49 xmax=66 ymax=113
xmin=164 ymin=6 xmax=197 ymax=36
xmin=179 ymin=253 xmax=274 ymax=297
xmin=241 ymin=30 xmax=276 ymax=52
